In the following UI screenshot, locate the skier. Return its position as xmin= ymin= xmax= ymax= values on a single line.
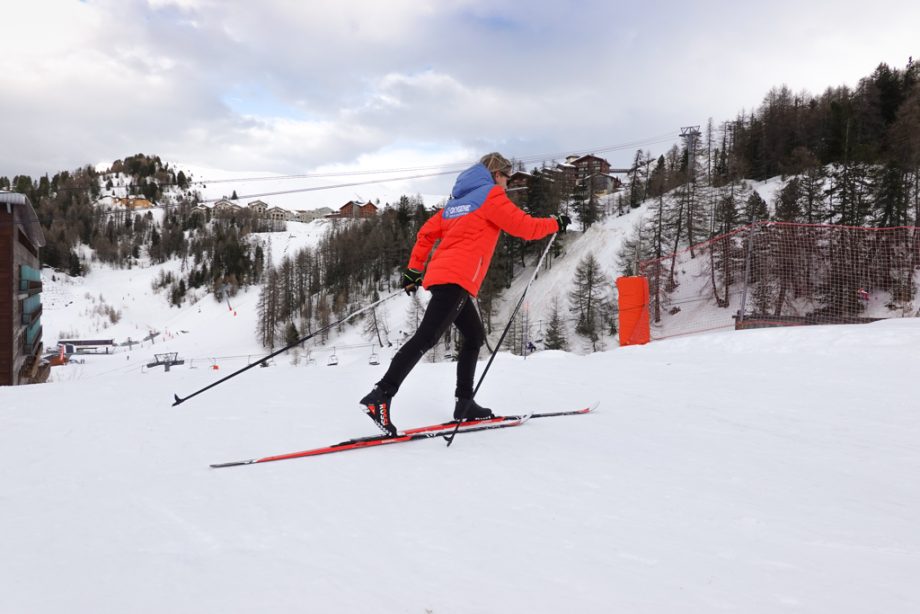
xmin=359 ymin=152 xmax=570 ymax=436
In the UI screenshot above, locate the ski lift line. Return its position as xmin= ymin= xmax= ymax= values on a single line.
xmin=193 ymin=132 xmax=681 ymax=186
xmin=169 ymin=344 xmax=375 ymax=364
xmin=22 ymin=133 xmax=681 ymax=197
xmin=81 ymin=361 xmax=147 ymax=379
xmin=197 ymin=170 xmax=458 ymax=203
xmin=196 ymin=135 xmax=678 ymax=202
xmin=200 ymin=165 xmax=471 ymax=185
xmin=312 ymin=342 xmax=379 ymax=351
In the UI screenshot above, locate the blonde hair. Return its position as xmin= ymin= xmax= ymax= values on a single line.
xmin=479 ymin=152 xmax=512 ymax=175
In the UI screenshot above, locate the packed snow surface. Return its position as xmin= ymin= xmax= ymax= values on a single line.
xmin=2 ymin=316 xmax=918 ymax=613
xmin=4 ymin=194 xmax=919 ymax=612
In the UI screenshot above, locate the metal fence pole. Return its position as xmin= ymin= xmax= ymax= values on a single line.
xmin=738 ymin=220 xmax=758 ymax=324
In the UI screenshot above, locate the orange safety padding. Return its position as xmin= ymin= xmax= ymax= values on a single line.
xmin=616 ymin=276 xmax=650 ymax=346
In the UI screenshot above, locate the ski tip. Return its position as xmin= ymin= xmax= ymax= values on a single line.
xmin=210 ymin=459 xmax=257 ymax=469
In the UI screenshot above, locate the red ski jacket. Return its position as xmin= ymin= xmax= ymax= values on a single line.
xmin=408 ymin=163 xmax=559 ymax=297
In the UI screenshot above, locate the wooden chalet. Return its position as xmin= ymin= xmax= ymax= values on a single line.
xmin=532 ymin=154 xmax=622 ymax=196
xmin=212 ymin=199 xmax=242 ymax=213
xmin=1 ymin=190 xmax=49 ymax=385
xmin=247 ymin=200 xmax=269 ymax=215
xmin=266 ymin=206 xmax=292 ymax=222
xmin=571 ymin=154 xmax=611 ymax=181
xmin=507 ymin=170 xmax=532 ymax=191
xmin=329 ymin=201 xmax=378 ymax=219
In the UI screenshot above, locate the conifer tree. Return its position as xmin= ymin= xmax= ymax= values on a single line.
xmin=543 ymin=297 xmax=569 ymax=351
xmin=872 ymin=161 xmax=909 ymax=227
xmin=626 ymin=149 xmax=647 ymax=208
xmin=775 ymin=177 xmax=804 ymax=222
xmin=256 ymin=269 xmax=280 ymax=348
xmin=798 ymin=162 xmax=829 ymax=224
xmin=363 ymin=292 xmax=389 ymax=347
xmin=709 ymin=191 xmax=741 ymax=307
xmin=315 ymin=295 xmax=331 ymax=344
xmin=569 ymin=253 xmax=609 ymax=351
xmin=744 ymin=192 xmax=769 ymax=222
xmin=502 ymin=313 xmax=524 ymax=355
xmin=284 ymin=321 xmax=300 ymax=347
xmin=404 ymin=293 xmax=425 ymax=334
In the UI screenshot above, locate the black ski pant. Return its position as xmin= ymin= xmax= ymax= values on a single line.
xmin=378 ymin=284 xmax=485 ymax=399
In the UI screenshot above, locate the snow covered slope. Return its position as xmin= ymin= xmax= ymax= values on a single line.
xmin=39 ymin=200 xmax=641 ymax=380
xmin=10 ymin=188 xmax=918 ymax=612
xmin=1 ymin=317 xmax=918 ymax=613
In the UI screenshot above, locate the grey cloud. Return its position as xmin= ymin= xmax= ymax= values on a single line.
xmin=3 ymin=0 xmax=919 ymax=181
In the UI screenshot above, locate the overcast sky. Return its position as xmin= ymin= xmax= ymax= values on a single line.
xmin=2 ymin=0 xmax=917 ymax=204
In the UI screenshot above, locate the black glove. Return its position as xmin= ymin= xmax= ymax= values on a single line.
xmin=553 ymin=214 xmax=572 ymax=233
xmin=402 ymin=268 xmax=423 ymax=295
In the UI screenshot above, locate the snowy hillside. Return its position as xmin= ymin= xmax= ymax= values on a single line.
xmin=43 ymin=164 xmax=920 ymax=379
xmin=40 ymin=218 xmax=338 ymax=377
xmin=39 ymin=195 xmax=644 ymax=378
xmin=2 ymin=315 xmax=918 ymax=613
xmin=76 ymin=152 xmax=803 ymax=358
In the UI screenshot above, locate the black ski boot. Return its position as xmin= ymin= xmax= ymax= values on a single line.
xmin=359 ymin=384 xmax=398 ymax=436
xmin=453 ymin=397 xmax=494 ymax=422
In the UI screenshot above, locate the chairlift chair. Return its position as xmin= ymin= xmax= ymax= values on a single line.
xmin=327 ymin=348 xmax=339 ymax=366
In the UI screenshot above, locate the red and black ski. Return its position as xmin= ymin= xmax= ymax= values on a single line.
xmin=210 ymin=416 xmax=529 ymax=468
xmin=209 ymin=404 xmax=596 ymax=468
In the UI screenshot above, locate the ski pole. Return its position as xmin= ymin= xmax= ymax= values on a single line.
xmin=445 ymin=233 xmax=558 ymax=446
xmin=173 ymin=289 xmax=402 ymax=406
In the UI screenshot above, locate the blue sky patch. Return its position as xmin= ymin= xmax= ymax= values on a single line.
xmin=221 ymin=87 xmax=307 ymax=121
